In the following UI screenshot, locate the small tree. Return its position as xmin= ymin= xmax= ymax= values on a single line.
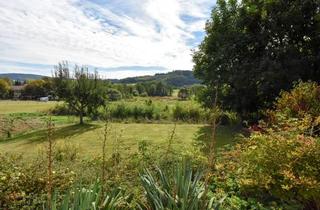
xmin=53 ymin=62 xmax=106 ymax=124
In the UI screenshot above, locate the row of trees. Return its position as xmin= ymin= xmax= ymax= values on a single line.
xmin=51 ymin=62 xmax=174 ymax=124
xmin=0 ymin=77 xmax=53 ymax=100
xmin=0 ymin=77 xmax=173 ymax=101
xmin=136 ymin=82 xmax=173 ymax=97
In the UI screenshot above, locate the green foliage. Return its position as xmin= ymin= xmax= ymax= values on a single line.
xmin=193 ymin=0 xmax=320 ymax=116
xmin=0 ymin=78 xmax=11 ymax=99
xmin=107 ymin=88 xmax=122 ymax=101
xmin=140 ymin=160 xmax=224 ymax=210
xmin=136 ymin=81 xmax=173 ymax=97
xmin=0 ymin=153 xmax=75 ymax=209
xmin=178 ymin=88 xmax=190 ymax=100
xmin=103 ymin=99 xmax=208 ymax=123
xmin=275 ymin=81 xmax=320 ymax=118
xmin=53 ymin=62 xmax=106 ymax=124
xmin=21 ymin=78 xmax=52 ymax=100
xmin=266 ymin=81 xmax=320 ymax=136
xmin=51 ymin=182 xmax=129 ymax=210
xmin=172 ymin=104 xmax=204 ymax=122
xmin=238 ymin=132 xmax=320 ymax=208
xmin=50 ymin=103 xmax=76 ymax=115
xmin=211 ymin=82 xmax=320 ymax=208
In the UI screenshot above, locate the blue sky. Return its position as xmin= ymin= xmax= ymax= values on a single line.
xmin=0 ymin=0 xmax=215 ymax=78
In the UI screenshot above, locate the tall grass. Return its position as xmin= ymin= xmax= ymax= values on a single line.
xmin=46 ymin=116 xmax=54 ymax=209
xmin=50 ymin=99 xmax=210 ymax=123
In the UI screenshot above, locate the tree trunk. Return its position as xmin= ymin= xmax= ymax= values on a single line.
xmin=79 ymin=111 xmax=84 ymax=124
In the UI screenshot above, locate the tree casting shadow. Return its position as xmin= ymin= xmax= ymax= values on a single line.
xmin=3 ymin=123 xmax=100 ymax=145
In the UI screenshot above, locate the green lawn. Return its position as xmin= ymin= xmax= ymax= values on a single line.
xmin=0 ymin=100 xmax=239 ymax=159
xmin=0 ymin=100 xmax=59 ymax=114
xmin=0 ymin=122 xmax=238 ymax=159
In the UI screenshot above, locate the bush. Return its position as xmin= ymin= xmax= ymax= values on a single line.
xmin=50 ymin=103 xmax=76 ymax=115
xmin=212 ymin=82 xmax=320 ymax=209
xmin=107 ymin=89 xmax=122 ymax=101
xmin=266 ymin=81 xmax=320 ymax=136
xmin=237 ymin=132 xmax=320 ymax=208
xmin=111 ymin=103 xmax=128 ymax=119
xmin=173 ymin=104 xmax=204 ymax=122
xmin=108 ymin=102 xmax=158 ymax=121
xmin=0 ymin=153 xmax=75 ymax=209
xmin=275 ymin=81 xmax=320 ymax=118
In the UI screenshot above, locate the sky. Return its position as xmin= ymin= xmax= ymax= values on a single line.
xmin=0 ymin=0 xmax=215 ymax=79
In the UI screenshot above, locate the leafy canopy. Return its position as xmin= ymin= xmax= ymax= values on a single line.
xmin=193 ymin=0 xmax=320 ymax=116
xmin=53 ymin=62 xmax=106 ymax=124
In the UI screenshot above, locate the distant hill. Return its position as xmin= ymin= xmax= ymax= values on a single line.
xmin=1 ymin=70 xmax=200 ymax=87
xmin=0 ymin=73 xmax=44 ymax=81
xmin=110 ymin=70 xmax=200 ymax=87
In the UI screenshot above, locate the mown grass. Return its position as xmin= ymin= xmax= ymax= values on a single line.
xmin=0 ymin=100 xmax=59 ymax=114
xmin=0 ymin=99 xmax=239 ymax=160
xmin=0 ymin=122 xmax=238 ymax=159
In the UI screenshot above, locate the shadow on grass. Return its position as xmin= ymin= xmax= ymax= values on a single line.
xmin=1 ymin=123 xmax=100 ymax=145
xmin=193 ymin=125 xmax=240 ymax=154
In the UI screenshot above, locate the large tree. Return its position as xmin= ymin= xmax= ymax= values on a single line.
xmin=193 ymin=0 xmax=320 ymax=117
xmin=53 ymin=62 xmax=106 ymax=124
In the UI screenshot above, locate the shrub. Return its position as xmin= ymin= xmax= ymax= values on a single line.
xmin=275 ymin=81 xmax=320 ymax=118
xmin=266 ymin=81 xmax=320 ymax=136
xmin=237 ymin=132 xmax=320 ymax=208
xmin=173 ymin=105 xmax=188 ymax=121
xmin=50 ymin=103 xmax=76 ymax=115
xmin=111 ymin=103 xmax=128 ymax=119
xmin=107 ymin=89 xmax=122 ymax=101
xmin=173 ymin=104 xmax=204 ymax=122
xmin=0 ymin=153 xmax=75 ymax=209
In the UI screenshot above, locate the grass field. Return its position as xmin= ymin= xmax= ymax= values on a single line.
xmin=0 ymin=100 xmax=238 ymax=159
xmin=0 ymin=122 xmax=237 ymax=159
xmin=0 ymin=100 xmax=59 ymax=114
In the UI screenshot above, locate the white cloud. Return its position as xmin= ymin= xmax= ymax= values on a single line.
xmin=0 ymin=0 xmax=215 ymax=78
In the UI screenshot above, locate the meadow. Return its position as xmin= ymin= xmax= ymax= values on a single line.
xmin=0 ymin=99 xmax=237 ymax=159
xmin=0 ymin=98 xmax=240 ymax=209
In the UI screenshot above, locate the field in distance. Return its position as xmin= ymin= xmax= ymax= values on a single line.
xmin=0 ymin=100 xmax=59 ymax=114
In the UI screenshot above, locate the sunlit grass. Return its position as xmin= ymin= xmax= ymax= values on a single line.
xmin=0 ymin=100 xmax=60 ymax=114
xmin=0 ymin=122 xmax=237 ymax=159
